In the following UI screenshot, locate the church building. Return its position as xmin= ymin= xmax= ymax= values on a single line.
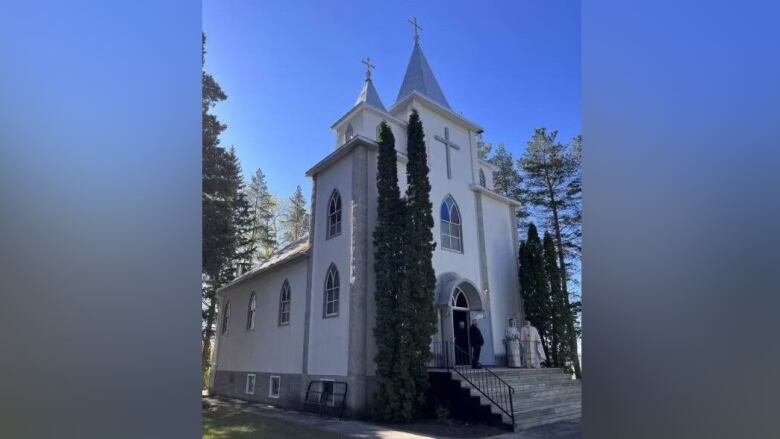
xmin=210 ymin=28 xmax=524 ymax=417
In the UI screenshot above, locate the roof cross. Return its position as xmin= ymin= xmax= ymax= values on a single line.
xmin=361 ymin=57 xmax=375 ymax=80
xmin=408 ymin=17 xmax=422 ymax=44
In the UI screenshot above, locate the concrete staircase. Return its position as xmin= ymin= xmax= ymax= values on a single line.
xmin=449 ymin=367 xmax=581 ymax=431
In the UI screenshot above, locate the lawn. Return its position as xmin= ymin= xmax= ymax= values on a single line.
xmin=203 ymin=407 xmax=344 ymax=439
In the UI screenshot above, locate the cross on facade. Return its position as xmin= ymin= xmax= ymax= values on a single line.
xmin=361 ymin=57 xmax=375 ymax=80
xmin=434 ymin=126 xmax=461 ymax=179
xmin=408 ymin=17 xmax=422 ymax=43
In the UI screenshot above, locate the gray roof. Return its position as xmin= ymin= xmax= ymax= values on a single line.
xmin=355 ymin=78 xmax=386 ymax=111
xmin=396 ymin=41 xmax=451 ymax=109
xmin=217 ymin=235 xmax=310 ymax=292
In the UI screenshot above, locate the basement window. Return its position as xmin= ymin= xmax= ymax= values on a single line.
xmin=269 ymin=376 xmax=281 ymax=399
xmin=245 ymin=373 xmax=256 ymax=395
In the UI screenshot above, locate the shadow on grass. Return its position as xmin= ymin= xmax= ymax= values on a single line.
xmin=203 ymin=407 xmax=343 ymax=439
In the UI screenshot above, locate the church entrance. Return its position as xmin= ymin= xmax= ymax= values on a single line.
xmin=451 ymin=287 xmax=471 ymax=366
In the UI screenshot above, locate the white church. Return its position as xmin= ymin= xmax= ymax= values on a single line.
xmin=210 ymin=28 xmax=528 ymax=418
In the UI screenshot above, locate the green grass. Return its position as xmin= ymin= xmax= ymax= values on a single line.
xmin=203 ymin=407 xmax=344 ymax=439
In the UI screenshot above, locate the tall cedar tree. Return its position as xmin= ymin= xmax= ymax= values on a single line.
xmin=519 ymin=128 xmax=581 ymax=377
xmin=371 ymin=122 xmax=411 ymax=421
xmin=518 ymin=223 xmax=554 ymax=364
xmin=543 ymin=232 xmax=573 ymax=370
xmin=202 ymin=33 xmax=247 ymax=385
xmin=402 ymin=110 xmax=438 ymax=420
xmin=281 ymin=185 xmax=310 ymax=244
xmin=245 ymin=168 xmax=278 ymax=262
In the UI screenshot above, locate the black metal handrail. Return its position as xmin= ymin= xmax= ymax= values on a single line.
xmin=429 ymin=341 xmax=515 ymax=425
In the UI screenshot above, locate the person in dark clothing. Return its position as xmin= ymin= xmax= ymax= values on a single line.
xmin=469 ymin=319 xmax=485 ymax=369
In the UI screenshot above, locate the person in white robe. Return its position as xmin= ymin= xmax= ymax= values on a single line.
xmin=504 ymin=318 xmax=522 ymax=367
xmin=520 ymin=319 xmax=546 ymax=368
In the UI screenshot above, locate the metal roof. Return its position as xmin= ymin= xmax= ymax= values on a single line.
xmin=395 ymin=41 xmax=451 ymax=109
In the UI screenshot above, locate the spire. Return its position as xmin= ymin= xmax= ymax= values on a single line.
xmin=355 ymin=57 xmax=386 ymax=111
xmin=395 ymin=18 xmax=451 ymax=109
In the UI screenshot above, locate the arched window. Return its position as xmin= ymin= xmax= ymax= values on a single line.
xmin=324 ymin=264 xmax=340 ymax=317
xmin=345 ymin=124 xmax=354 ymax=141
xmin=246 ymin=292 xmax=256 ymax=331
xmin=327 ymin=190 xmax=342 ymax=239
xmin=376 ymin=124 xmax=382 ymax=141
xmin=279 ymin=280 xmax=291 ymax=325
xmin=440 ymin=195 xmax=463 ymax=252
xmin=479 ymin=168 xmax=486 ymax=187
xmin=451 ymin=287 xmax=469 ymax=309
xmin=221 ymin=300 xmax=231 ymax=334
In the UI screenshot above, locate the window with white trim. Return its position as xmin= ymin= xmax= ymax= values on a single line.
xmin=246 ymin=292 xmax=256 ymax=331
xmin=327 ymin=190 xmax=342 ymax=239
xmin=221 ymin=300 xmax=231 ymax=334
xmin=279 ymin=280 xmax=291 ymax=325
xmin=245 ymin=373 xmax=256 ymax=395
xmin=324 ymin=263 xmax=340 ymax=317
xmin=440 ymin=195 xmax=463 ymax=252
xmin=345 ymin=124 xmax=354 ymax=141
xmin=451 ymin=287 xmax=469 ymax=309
xmin=269 ymin=375 xmax=281 ymax=398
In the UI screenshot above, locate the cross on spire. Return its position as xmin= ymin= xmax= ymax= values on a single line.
xmin=361 ymin=57 xmax=375 ymax=81
xmin=408 ymin=17 xmax=422 ymax=44
xmin=434 ymin=127 xmax=461 ymax=179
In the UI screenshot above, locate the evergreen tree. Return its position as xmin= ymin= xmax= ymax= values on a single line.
xmin=371 ymin=122 xmax=411 ymax=421
xmin=280 ymin=185 xmax=310 ymax=244
xmin=245 ymin=168 xmax=278 ymax=262
xmin=518 ymin=223 xmax=553 ymax=364
xmin=486 ymin=144 xmax=529 ymax=225
xmin=400 ymin=110 xmax=438 ymax=420
xmin=227 ymin=148 xmax=257 ymax=276
xmin=543 ymin=232 xmax=572 ymax=370
xmin=201 ymin=33 xmax=254 ymax=386
xmin=519 ymin=128 xmax=581 ymax=377
xmin=476 ymin=138 xmax=492 ymax=160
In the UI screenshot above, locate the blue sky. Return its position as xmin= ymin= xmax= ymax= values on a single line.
xmin=203 ymin=0 xmax=580 ymax=198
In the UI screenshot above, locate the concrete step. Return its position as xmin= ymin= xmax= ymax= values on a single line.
xmin=490 ymin=367 xmax=568 ymax=376
xmin=514 ymin=410 xmax=582 ymax=430
xmin=469 ymin=381 xmax=580 ymax=401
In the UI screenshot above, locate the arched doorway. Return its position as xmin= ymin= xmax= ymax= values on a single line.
xmin=451 ymin=286 xmax=471 ymax=365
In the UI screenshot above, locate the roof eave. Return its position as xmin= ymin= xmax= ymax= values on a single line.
xmin=388 ymin=92 xmax=483 ymax=132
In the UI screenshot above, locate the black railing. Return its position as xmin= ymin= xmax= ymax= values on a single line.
xmin=429 ymin=341 xmax=515 ymax=425
xmin=303 ymin=380 xmax=348 ymax=419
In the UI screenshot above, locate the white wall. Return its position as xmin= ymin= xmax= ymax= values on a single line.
xmin=307 ymin=154 xmax=353 ymax=376
xmin=483 ymin=197 xmax=522 ymax=355
xmin=215 ymin=257 xmax=308 ymax=374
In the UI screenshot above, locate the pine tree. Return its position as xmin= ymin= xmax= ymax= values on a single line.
xmin=201 ymin=33 xmax=255 ymax=386
xmin=476 ymin=138 xmax=492 ymax=160
xmin=486 ymin=144 xmax=529 ymax=225
xmin=400 ymin=109 xmax=438 ymax=420
xmin=280 ymin=185 xmax=310 ymax=244
xmin=245 ymin=168 xmax=278 ymax=262
xmin=518 ymin=223 xmax=553 ymax=364
xmin=227 ymin=148 xmax=257 ymax=276
xmin=519 ymin=128 xmax=582 ymax=377
xmin=371 ymin=122 xmax=410 ymax=421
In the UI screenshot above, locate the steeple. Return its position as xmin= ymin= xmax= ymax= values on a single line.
xmin=354 ymin=57 xmax=386 ymax=111
xmin=395 ymin=18 xmax=451 ymax=109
